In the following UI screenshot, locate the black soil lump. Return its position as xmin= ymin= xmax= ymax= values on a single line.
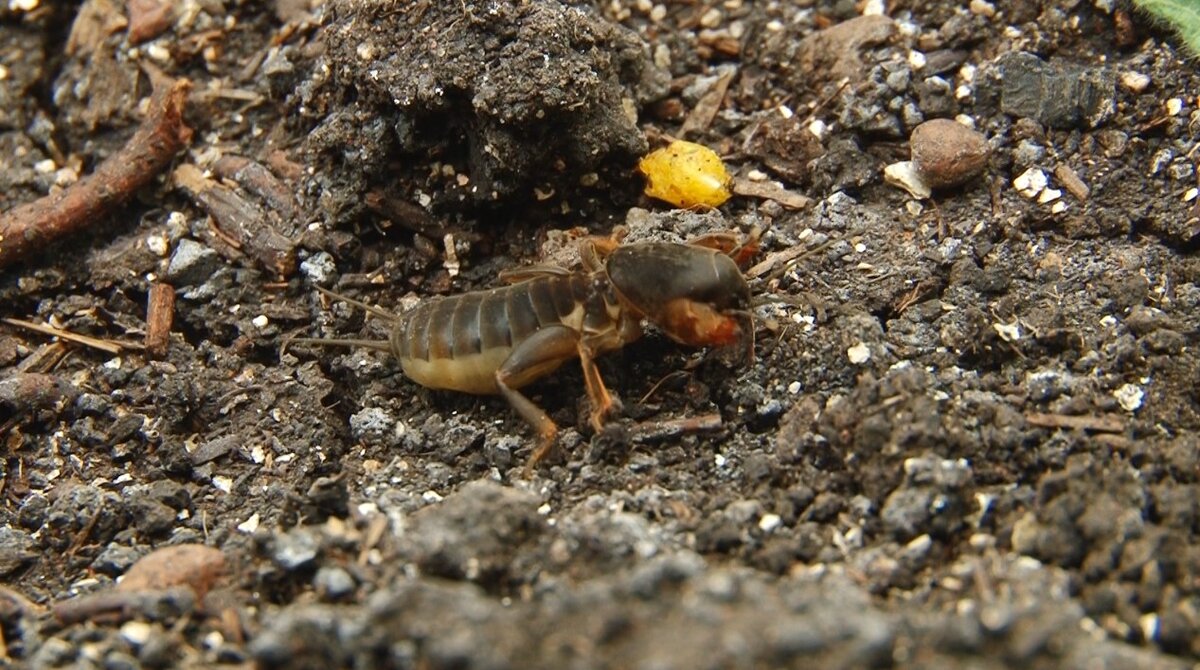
xmin=309 ymin=0 xmax=668 ymax=212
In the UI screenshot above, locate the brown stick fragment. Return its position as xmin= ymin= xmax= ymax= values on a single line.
xmin=145 ymin=282 xmax=175 ymax=359
xmin=0 ymin=79 xmax=192 ymax=270
xmin=14 ymin=342 xmax=69 ymax=374
xmin=630 ymin=413 xmax=723 ymax=443
xmin=364 ymin=191 xmax=450 ymax=240
xmin=174 ymin=163 xmax=297 ymax=277
xmin=731 ymin=178 xmax=812 ymax=210
xmin=211 ymin=155 xmax=297 ymax=221
xmin=1025 ymin=412 xmax=1124 ymax=433
xmin=746 ymin=235 xmax=837 ymax=280
xmin=52 ymin=586 xmax=196 ymax=626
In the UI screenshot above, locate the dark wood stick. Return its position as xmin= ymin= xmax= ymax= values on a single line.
xmin=0 ymin=79 xmax=193 ymax=270
xmin=173 ymin=163 xmax=297 ymax=277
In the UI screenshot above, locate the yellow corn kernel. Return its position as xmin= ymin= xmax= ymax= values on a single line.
xmin=637 ymin=140 xmax=732 ymax=209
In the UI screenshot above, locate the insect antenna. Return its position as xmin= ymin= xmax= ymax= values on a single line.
xmin=311 ymin=285 xmax=399 ymax=323
xmin=279 ymin=286 xmax=400 ymax=356
xmin=282 ymin=337 xmax=394 ymax=354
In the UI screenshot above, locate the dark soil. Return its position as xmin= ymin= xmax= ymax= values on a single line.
xmin=2 ymin=0 xmax=1199 ymax=668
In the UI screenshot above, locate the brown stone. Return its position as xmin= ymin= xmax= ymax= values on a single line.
xmin=910 ymin=119 xmax=990 ymax=189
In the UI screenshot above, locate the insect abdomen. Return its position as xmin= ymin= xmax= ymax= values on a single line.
xmin=392 ymin=275 xmax=590 ymax=394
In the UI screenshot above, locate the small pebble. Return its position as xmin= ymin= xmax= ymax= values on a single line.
xmin=909 ymin=119 xmax=990 ymax=189
xmin=314 ymin=566 xmax=356 ymax=600
xmin=1118 ymin=71 xmax=1150 ymax=93
xmin=166 ymin=239 xmax=221 ymax=285
xmin=300 ymin=252 xmax=337 ymax=286
xmin=212 ymin=475 xmax=234 ymax=493
xmin=145 ymin=234 xmax=170 ymax=257
xmin=758 ymin=513 xmax=782 ymax=533
xmin=273 ymin=528 xmax=319 ymax=571
xmin=862 ymin=0 xmax=885 ymax=15
xmin=422 ymin=490 xmax=444 ymax=504
xmin=968 ymin=0 xmax=995 ymax=17
xmin=1036 ymin=188 xmax=1062 ymax=204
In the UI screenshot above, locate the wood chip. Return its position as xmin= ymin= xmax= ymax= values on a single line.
xmin=681 ymin=67 xmax=735 ymax=136
xmin=731 ymin=178 xmax=812 ymax=210
xmin=127 ymin=0 xmax=174 ymax=44
xmin=144 ymin=282 xmax=175 ymax=359
xmin=173 ymin=164 xmax=297 ymax=277
xmin=211 ymin=155 xmax=297 ymax=222
xmin=66 ymin=0 xmax=128 ymax=56
xmin=1054 ymin=164 xmax=1090 ymax=201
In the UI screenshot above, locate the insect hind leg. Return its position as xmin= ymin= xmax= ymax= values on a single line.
xmin=494 ymin=326 xmax=581 ymax=474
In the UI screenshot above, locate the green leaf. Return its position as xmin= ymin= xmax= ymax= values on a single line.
xmin=1134 ymin=0 xmax=1200 ymax=56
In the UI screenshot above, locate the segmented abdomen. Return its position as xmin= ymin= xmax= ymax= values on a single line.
xmin=390 ymin=274 xmax=591 ymax=394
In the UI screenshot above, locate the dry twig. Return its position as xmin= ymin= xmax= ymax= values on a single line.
xmin=1 ymin=318 xmax=126 ymax=355
xmin=630 ymin=413 xmax=723 ymax=443
xmin=0 ymin=79 xmax=192 ymax=270
xmin=731 ymin=178 xmax=812 ymax=210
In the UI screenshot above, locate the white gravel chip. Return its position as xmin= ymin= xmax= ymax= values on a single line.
xmin=119 ymin=621 xmax=154 ymax=647
xmin=758 ymin=513 xmax=782 ymax=533
xmin=237 ymin=512 xmax=261 ymax=534
xmin=847 ymin=342 xmax=872 ymax=364
xmin=884 ymin=161 xmax=932 ymax=199
xmin=1013 ymin=168 xmax=1047 ymax=198
xmin=1037 ymin=188 xmax=1062 ymax=204
xmin=1119 ymin=71 xmax=1151 ymax=93
xmin=422 ymin=490 xmax=444 ymax=504
xmin=1114 ymin=383 xmax=1144 ymax=412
